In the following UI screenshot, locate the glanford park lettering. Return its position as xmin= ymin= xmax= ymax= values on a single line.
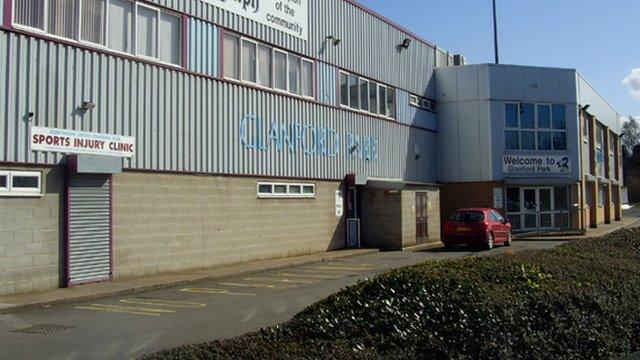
xmin=30 ymin=126 xmax=136 ymax=158
xmin=240 ymin=115 xmax=379 ymax=162
xmin=503 ymin=155 xmax=571 ymax=175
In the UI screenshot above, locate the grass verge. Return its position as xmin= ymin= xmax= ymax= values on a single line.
xmin=143 ymin=228 xmax=640 ymax=359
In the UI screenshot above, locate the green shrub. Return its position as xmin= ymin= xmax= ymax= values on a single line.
xmin=143 ymin=228 xmax=640 ymax=360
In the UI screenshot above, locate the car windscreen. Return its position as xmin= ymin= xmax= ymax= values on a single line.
xmin=451 ymin=211 xmax=485 ymax=223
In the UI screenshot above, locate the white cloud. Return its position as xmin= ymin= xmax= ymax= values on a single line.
xmin=623 ymin=68 xmax=640 ymax=101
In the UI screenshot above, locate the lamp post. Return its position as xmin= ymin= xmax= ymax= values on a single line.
xmin=493 ymin=0 xmax=500 ymax=64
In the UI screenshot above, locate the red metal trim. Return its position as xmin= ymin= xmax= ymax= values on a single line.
xmin=63 ymin=158 xmax=74 ymax=288
xmin=109 ymin=174 xmax=114 ymax=282
xmin=3 ymin=0 xmax=11 ymax=28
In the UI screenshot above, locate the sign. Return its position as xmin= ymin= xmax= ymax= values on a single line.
xmin=503 ymin=155 xmax=571 ymax=175
xmin=203 ymin=0 xmax=308 ymax=40
xmin=30 ymin=127 xmax=136 ymax=158
xmin=493 ymin=188 xmax=503 ymax=209
xmin=240 ymin=115 xmax=379 ymax=162
xmin=335 ymin=190 xmax=344 ymax=217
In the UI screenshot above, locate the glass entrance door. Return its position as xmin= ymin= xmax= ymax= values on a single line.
xmin=507 ymin=186 xmax=568 ymax=232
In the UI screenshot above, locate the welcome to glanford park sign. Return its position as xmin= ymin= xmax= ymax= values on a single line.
xmin=202 ymin=0 xmax=308 ymax=40
xmin=30 ymin=126 xmax=136 ymax=158
xmin=240 ymin=115 xmax=379 ymax=162
xmin=503 ymin=155 xmax=571 ymax=175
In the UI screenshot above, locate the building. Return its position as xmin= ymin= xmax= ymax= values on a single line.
xmin=436 ymin=64 xmax=623 ymax=233
xmin=0 ymin=0 xmax=448 ymax=296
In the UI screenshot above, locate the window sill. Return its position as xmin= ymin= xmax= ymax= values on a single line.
xmin=0 ymin=193 xmax=43 ymax=198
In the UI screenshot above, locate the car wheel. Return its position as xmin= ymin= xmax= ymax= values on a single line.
xmin=443 ymin=242 xmax=454 ymax=250
xmin=505 ymin=231 xmax=514 ymax=247
xmin=485 ymin=233 xmax=494 ymax=250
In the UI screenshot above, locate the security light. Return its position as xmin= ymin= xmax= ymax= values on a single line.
xmin=326 ymin=35 xmax=342 ymax=46
xmin=581 ymin=104 xmax=591 ymax=112
xmin=400 ymin=38 xmax=412 ymax=49
xmin=82 ymin=101 xmax=96 ymax=111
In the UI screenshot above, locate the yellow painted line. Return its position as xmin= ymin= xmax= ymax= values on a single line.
xmin=296 ymin=268 xmax=356 ymax=275
xmin=119 ymin=299 xmax=207 ymax=308
xmin=278 ymin=272 xmax=341 ymax=279
xmin=246 ymin=276 xmax=316 ymax=284
xmin=218 ymin=282 xmax=296 ymax=289
xmin=76 ymin=306 xmax=161 ymax=317
xmin=87 ymin=304 xmax=175 ymax=314
xmin=180 ymin=288 xmax=256 ymax=297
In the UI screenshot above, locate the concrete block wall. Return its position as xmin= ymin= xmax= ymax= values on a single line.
xmin=0 ymin=166 xmax=64 ymax=296
xmin=112 ymin=172 xmax=346 ymax=279
xmin=425 ymin=189 xmax=441 ymax=242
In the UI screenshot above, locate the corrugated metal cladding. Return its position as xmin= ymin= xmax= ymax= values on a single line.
xmin=148 ymin=0 xmax=439 ymax=97
xmin=397 ymin=90 xmax=437 ymax=131
xmin=68 ymin=174 xmax=112 ymax=285
xmin=188 ymin=18 xmax=219 ymax=77
xmin=0 ymin=31 xmax=438 ymax=183
xmin=317 ymin=62 xmax=337 ymax=106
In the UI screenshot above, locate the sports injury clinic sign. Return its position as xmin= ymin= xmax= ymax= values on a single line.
xmin=30 ymin=126 xmax=136 ymax=158
xmin=202 ymin=0 xmax=308 ymax=40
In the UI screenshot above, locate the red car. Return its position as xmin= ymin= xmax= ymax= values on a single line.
xmin=443 ymin=208 xmax=514 ymax=250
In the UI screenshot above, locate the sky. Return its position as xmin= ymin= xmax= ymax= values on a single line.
xmin=358 ymin=0 xmax=640 ymax=118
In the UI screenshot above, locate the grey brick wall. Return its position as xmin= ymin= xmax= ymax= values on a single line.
xmin=0 ymin=166 xmax=64 ymax=296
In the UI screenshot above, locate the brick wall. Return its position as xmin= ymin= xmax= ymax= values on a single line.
xmin=112 ymin=172 xmax=346 ymax=279
xmin=440 ymin=182 xmax=504 ymax=224
xmin=0 ymin=166 xmax=64 ymax=296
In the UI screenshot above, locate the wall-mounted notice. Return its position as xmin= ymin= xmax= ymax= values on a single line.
xmin=335 ymin=190 xmax=344 ymax=217
xmin=203 ymin=0 xmax=308 ymax=40
xmin=30 ymin=126 xmax=136 ymax=158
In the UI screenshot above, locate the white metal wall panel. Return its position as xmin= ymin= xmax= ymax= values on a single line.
xmin=68 ymin=174 xmax=112 ymax=285
xmin=0 ymin=31 xmax=438 ymax=183
xmin=148 ymin=0 xmax=439 ymax=97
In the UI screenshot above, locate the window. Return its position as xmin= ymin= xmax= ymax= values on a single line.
xmin=224 ymin=34 xmax=314 ymax=98
xmin=49 ymin=0 xmax=78 ymax=39
xmin=257 ymin=182 xmax=315 ymax=199
xmin=15 ymin=0 xmax=181 ymax=65
xmin=108 ymin=0 xmax=134 ymax=53
xmin=302 ymin=60 xmax=314 ymax=98
xmin=274 ymin=50 xmax=287 ymax=91
xmin=504 ymin=103 xmax=567 ymax=151
xmin=0 ymin=171 xmax=42 ymax=197
xmin=339 ymin=71 xmax=395 ymax=118
xmin=288 ymin=54 xmax=301 ymax=95
xmin=359 ymin=79 xmax=369 ymax=111
xmin=136 ymin=4 xmax=158 ymax=58
xmin=241 ymin=39 xmax=257 ymax=83
xmin=409 ymin=94 xmax=436 ymax=112
xmin=14 ymin=0 xmax=45 ymax=30
xmin=258 ymin=45 xmax=273 ymax=87
xmin=81 ymin=0 xmax=106 ymax=45
xmin=159 ymin=11 xmax=182 ymax=65
xmin=223 ymin=34 xmax=240 ymax=79
xmin=582 ymin=114 xmax=590 ymax=138
xmin=451 ymin=211 xmax=485 ymax=223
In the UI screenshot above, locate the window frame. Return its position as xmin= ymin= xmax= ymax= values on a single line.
xmin=257 ymin=182 xmax=316 ymax=199
xmin=301 ymin=58 xmax=315 ymax=99
xmin=240 ymin=37 xmax=259 ymax=84
xmin=12 ymin=0 xmax=183 ymax=68
xmin=0 ymin=171 xmax=42 ymax=197
xmin=338 ymin=70 xmax=396 ymax=120
xmin=504 ymin=102 xmax=568 ymax=152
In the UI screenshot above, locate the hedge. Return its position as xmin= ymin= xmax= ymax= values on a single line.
xmin=143 ymin=227 xmax=640 ymax=359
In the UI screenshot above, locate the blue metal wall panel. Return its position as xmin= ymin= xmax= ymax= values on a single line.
xmin=0 ymin=31 xmax=438 ymax=183
xmin=396 ymin=90 xmax=437 ymax=131
xmin=317 ymin=62 xmax=337 ymax=106
xmin=188 ymin=18 xmax=219 ymax=77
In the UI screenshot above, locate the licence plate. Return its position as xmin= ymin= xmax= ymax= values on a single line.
xmin=457 ymin=227 xmax=472 ymax=232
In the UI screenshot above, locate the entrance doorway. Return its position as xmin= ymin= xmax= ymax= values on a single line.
xmin=506 ymin=186 xmax=570 ymax=232
xmin=416 ymin=193 xmax=429 ymax=243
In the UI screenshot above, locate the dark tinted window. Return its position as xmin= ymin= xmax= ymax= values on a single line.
xmin=0 ymin=175 xmax=6 ymax=188
xmin=451 ymin=211 xmax=485 ymax=223
xmin=13 ymin=176 xmax=38 ymax=188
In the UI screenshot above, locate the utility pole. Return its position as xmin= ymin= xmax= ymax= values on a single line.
xmin=493 ymin=0 xmax=500 ymax=64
